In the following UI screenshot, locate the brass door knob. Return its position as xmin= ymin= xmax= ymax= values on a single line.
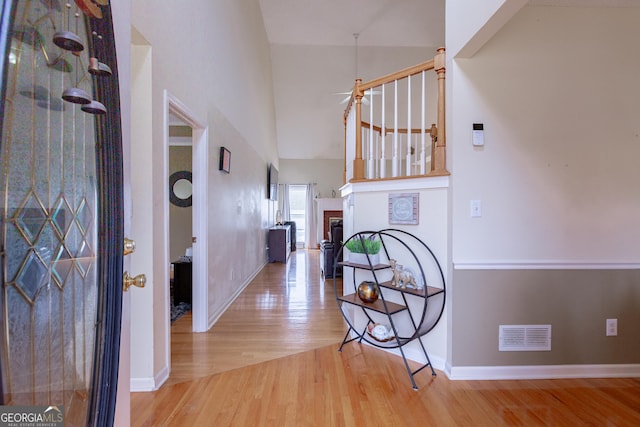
xmin=124 ymin=238 xmax=136 ymax=256
xmin=123 ymin=271 xmax=146 ymax=292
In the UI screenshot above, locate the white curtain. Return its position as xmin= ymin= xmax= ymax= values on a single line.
xmin=280 ymin=184 xmax=291 ymax=221
xmin=305 ymin=183 xmax=317 ymax=249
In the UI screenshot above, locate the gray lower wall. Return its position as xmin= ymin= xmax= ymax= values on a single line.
xmin=452 ymin=268 xmax=640 ymax=366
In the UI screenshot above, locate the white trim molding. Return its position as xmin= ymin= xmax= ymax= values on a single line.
xmin=445 ymin=363 xmax=640 ymax=381
xmin=352 ymin=336 xmax=446 ymax=375
xmin=164 ymin=90 xmax=209 ymax=334
xmin=341 ymin=175 xmax=450 ymax=197
xmin=207 ymin=263 xmax=265 ymax=330
xmin=454 ymin=261 xmax=640 ymax=270
xmin=130 ymin=365 xmax=170 ymax=392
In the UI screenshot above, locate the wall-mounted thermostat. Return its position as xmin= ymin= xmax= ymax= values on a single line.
xmin=472 ymin=123 xmax=484 ymax=146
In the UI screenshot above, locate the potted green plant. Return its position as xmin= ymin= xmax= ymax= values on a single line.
xmin=345 ymin=235 xmax=381 ymax=265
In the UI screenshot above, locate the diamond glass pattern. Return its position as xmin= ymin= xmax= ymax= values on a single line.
xmin=52 ymin=195 xmax=73 ymax=238
xmin=75 ymin=240 xmax=94 ymax=278
xmin=15 ymin=192 xmax=47 ymax=244
xmin=51 ymin=244 xmax=73 ymax=288
xmin=15 ymin=249 xmax=48 ymax=302
xmin=76 ymin=197 xmax=92 ymax=234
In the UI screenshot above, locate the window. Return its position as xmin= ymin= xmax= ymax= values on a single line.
xmin=288 ymin=185 xmax=307 ymax=246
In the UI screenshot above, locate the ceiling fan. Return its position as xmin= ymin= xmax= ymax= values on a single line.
xmin=335 ymin=88 xmax=380 ymax=105
xmin=334 ymin=33 xmax=380 ymax=105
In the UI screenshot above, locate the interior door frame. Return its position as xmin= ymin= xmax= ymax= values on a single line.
xmin=164 ymin=91 xmax=208 ymax=335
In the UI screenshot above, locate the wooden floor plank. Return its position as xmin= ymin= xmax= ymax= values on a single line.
xmin=131 ymin=249 xmax=640 ymax=426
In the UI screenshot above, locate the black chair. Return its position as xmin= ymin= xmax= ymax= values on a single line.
xmin=320 ymin=220 xmax=343 ymax=278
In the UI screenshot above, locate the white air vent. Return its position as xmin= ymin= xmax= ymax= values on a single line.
xmin=499 ymin=325 xmax=551 ymax=351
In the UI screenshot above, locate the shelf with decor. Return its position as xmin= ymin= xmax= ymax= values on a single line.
xmin=333 ymin=229 xmax=446 ymax=390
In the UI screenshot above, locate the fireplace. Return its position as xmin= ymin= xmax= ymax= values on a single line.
xmin=315 ymin=198 xmax=342 ymax=248
xmin=323 ymin=210 xmax=343 ymax=241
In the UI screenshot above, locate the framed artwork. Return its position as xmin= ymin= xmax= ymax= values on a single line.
xmin=219 ymin=147 xmax=231 ymax=173
xmin=389 ymin=193 xmax=419 ymax=225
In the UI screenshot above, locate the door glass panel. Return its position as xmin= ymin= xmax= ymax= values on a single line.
xmin=0 ymin=0 xmax=100 ymax=423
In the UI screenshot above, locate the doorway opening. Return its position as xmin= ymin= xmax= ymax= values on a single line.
xmin=165 ymin=92 xmax=209 ymax=338
xmin=168 ymin=118 xmax=193 ymax=324
xmin=288 ymin=185 xmax=307 ymax=248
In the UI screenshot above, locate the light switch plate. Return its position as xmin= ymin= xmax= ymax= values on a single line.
xmin=470 ymin=200 xmax=482 ymax=218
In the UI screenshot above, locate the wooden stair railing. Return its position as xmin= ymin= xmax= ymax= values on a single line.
xmin=343 ymin=48 xmax=447 ymax=183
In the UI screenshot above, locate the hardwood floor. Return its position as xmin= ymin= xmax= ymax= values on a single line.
xmin=162 ymin=249 xmax=345 ymax=386
xmin=131 ymin=249 xmax=640 ymax=426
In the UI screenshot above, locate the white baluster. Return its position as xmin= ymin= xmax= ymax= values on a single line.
xmin=374 ymin=132 xmax=380 ymax=178
xmin=381 ymin=84 xmax=386 ymax=178
xmin=421 ymin=70 xmax=426 ymax=175
xmin=406 ymin=76 xmax=412 ymax=176
xmin=368 ymin=91 xmax=374 ymax=179
xmin=361 ymin=126 xmax=367 ymax=177
xmin=393 ymin=79 xmax=398 ymax=177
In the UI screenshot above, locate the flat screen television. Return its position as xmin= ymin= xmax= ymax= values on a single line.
xmin=268 ymin=163 xmax=278 ymax=201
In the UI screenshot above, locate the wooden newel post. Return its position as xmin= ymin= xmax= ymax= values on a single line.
xmin=352 ymin=79 xmax=365 ymax=181
xmin=433 ymin=47 xmax=446 ymax=173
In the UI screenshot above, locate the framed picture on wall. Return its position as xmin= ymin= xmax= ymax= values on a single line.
xmin=219 ymin=147 xmax=231 ymax=173
xmin=389 ymin=193 xmax=419 ymax=225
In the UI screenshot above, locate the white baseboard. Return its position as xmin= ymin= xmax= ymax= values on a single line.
xmin=397 ymin=345 xmax=446 ymax=373
xmin=130 ymin=377 xmax=154 ymax=392
xmin=133 ymin=265 xmax=265 ymax=393
xmin=206 ymin=262 xmax=265 ymax=330
xmin=356 ymin=337 xmax=446 ymax=374
xmin=445 ymin=363 xmax=640 ymax=380
xmin=454 ymin=261 xmax=640 ymax=270
xmin=130 ymin=365 xmax=170 ymax=392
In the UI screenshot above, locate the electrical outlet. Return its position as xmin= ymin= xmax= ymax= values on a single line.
xmin=606 ymin=318 xmax=617 ymax=336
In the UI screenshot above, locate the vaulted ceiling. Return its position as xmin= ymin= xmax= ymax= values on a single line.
xmin=257 ymin=0 xmax=640 ymax=160
xmin=258 ymin=0 xmax=445 ymax=160
xmin=258 ymin=0 xmax=445 ymax=48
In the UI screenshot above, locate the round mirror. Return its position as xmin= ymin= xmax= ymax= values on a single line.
xmin=173 ymin=178 xmax=192 ymax=200
xmin=169 ymin=171 xmax=192 ymax=207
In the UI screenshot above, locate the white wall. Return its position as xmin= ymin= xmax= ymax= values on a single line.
xmin=445 ymin=4 xmax=640 ymax=376
xmin=132 ymin=0 xmax=278 ymax=161
xmin=130 ymin=0 xmax=279 ymax=389
xmin=446 ymin=0 xmax=527 ymax=58
xmin=129 ymin=40 xmax=158 ymax=389
xmin=451 ymin=5 xmax=640 ymax=264
xmin=279 ymin=158 xmax=344 ymax=198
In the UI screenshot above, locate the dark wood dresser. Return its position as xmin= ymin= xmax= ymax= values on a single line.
xmin=268 ymin=225 xmax=291 ymax=263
